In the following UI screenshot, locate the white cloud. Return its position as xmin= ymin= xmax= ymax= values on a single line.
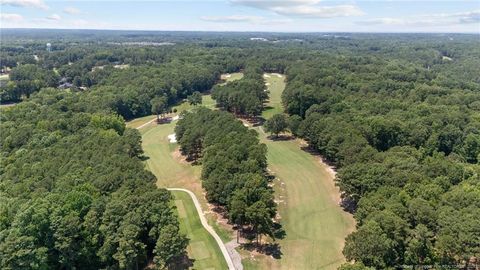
xmin=357 ymin=10 xmax=480 ymax=27
xmin=200 ymin=14 xmax=292 ymax=25
xmin=46 ymin=14 xmax=61 ymax=21
xmin=230 ymin=0 xmax=363 ymax=18
xmin=0 ymin=13 xmax=23 ymax=22
xmin=63 ymin=7 xmax=81 ymax=15
xmin=201 ymin=15 xmax=264 ymax=23
xmin=0 ymin=0 xmax=48 ymax=10
xmin=271 ymin=5 xmax=364 ymax=18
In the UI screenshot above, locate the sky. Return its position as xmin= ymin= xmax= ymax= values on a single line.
xmin=1 ymin=0 xmax=479 ymax=33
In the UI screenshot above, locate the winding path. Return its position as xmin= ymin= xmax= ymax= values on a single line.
xmin=136 ymin=118 xmax=156 ymax=129
xmin=136 ymin=120 xmax=240 ymax=270
xmin=167 ymin=188 xmax=237 ymax=270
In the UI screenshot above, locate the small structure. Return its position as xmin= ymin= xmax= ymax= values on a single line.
xmin=46 ymin=43 xmax=52 ymax=52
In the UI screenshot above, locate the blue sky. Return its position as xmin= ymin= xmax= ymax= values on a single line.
xmin=1 ymin=0 xmax=479 ymax=33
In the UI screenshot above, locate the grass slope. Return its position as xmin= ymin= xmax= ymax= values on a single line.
xmin=243 ymin=74 xmax=355 ymax=270
xmin=172 ymin=190 xmax=228 ymax=270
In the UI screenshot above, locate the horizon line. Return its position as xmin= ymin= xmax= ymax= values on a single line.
xmin=1 ymin=27 xmax=479 ymax=35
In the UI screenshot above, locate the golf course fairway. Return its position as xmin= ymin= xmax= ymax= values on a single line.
xmin=241 ymin=74 xmax=355 ymax=270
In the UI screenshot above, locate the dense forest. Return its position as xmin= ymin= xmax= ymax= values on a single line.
xmin=280 ymin=48 xmax=480 ymax=268
xmin=0 ymin=90 xmax=187 ymax=269
xmin=1 ymin=30 xmax=479 ymax=269
xmin=212 ymin=65 xmax=267 ymax=118
xmin=175 ymin=108 xmax=278 ymax=243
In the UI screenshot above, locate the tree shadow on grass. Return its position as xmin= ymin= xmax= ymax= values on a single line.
xmin=139 ymin=155 xmax=150 ymax=161
xmin=252 ymin=117 xmax=265 ymax=127
xmin=240 ymin=242 xmax=283 ymax=260
xmin=239 ymin=223 xmax=285 ymax=259
xmin=267 ymin=134 xmax=295 ymax=141
xmin=339 ymin=194 xmax=357 ymax=213
xmin=169 ymin=252 xmax=194 ymax=270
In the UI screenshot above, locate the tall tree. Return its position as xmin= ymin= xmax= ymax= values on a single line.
xmin=150 ymin=96 xmax=168 ymax=122
xmin=187 ymin=91 xmax=202 ymax=106
xmin=264 ymin=114 xmax=288 ymax=138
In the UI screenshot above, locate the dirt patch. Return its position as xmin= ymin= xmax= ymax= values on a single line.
xmin=172 ymin=148 xmax=190 ymax=164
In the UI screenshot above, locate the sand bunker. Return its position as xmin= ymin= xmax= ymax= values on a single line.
xmin=168 ymin=134 xmax=177 ymax=143
xmin=263 ymin=74 xmax=271 ymax=78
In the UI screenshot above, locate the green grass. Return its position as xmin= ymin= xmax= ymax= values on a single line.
xmin=262 ymin=73 xmax=285 ymax=119
xmin=125 ymin=115 xmax=156 ymax=129
xmin=252 ymin=127 xmax=355 ymax=269
xmin=171 ymin=190 xmax=228 ymax=270
xmin=173 ymin=94 xmax=216 ymax=113
xmin=140 ymin=121 xmax=201 ymax=188
xmin=241 ymin=74 xmax=355 ymax=270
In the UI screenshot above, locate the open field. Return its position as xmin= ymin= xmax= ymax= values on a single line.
xmin=171 ymin=190 xmax=228 ymax=270
xmin=262 ymin=73 xmax=285 ymax=119
xmin=241 ymin=74 xmax=355 ymax=270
